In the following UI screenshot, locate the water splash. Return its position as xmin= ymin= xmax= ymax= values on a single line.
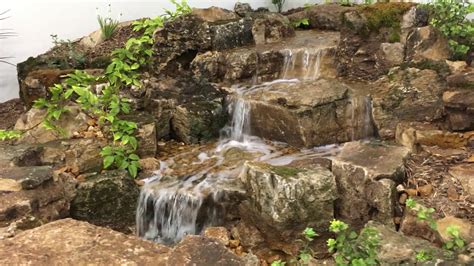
xmin=350 ymin=95 xmax=375 ymax=140
xmin=281 ymin=48 xmax=325 ymax=80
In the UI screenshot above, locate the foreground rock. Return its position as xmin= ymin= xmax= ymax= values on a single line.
xmin=0 ymin=219 xmax=248 ymax=265
xmin=240 ymin=162 xmax=337 ymax=232
xmin=70 ymin=170 xmax=140 ymax=233
xmin=332 ymin=141 xmax=410 ymax=227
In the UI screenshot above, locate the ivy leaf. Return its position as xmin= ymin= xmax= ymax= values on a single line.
xmin=103 ymin=155 xmax=115 ymax=169
xmin=128 ymin=163 xmax=138 ymax=178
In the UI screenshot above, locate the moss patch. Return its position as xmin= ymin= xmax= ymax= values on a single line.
xmin=359 ymin=3 xmax=413 ymax=32
xmin=270 ymin=165 xmax=303 ymax=178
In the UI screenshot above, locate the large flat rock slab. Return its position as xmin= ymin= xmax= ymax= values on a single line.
xmin=0 ymin=219 xmax=170 ymax=265
xmin=246 ymin=79 xmax=373 ymax=147
xmin=0 ymin=218 xmax=247 ymax=265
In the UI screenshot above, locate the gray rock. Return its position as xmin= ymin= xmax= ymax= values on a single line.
xmin=332 ymin=141 xmax=410 ymax=227
xmin=252 ymin=13 xmax=294 ymax=45
xmin=240 ymin=161 xmax=337 ymax=231
xmin=70 ymin=170 xmax=140 ymax=233
xmin=377 ymin=42 xmax=405 ymax=68
xmin=210 ymin=18 xmax=254 ymax=51
xmin=372 ymin=68 xmax=445 ymax=139
xmin=0 ymin=166 xmax=52 ymax=191
xmin=234 ymin=2 xmax=253 ymax=17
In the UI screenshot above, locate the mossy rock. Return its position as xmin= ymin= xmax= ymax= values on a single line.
xmin=70 ymin=170 xmax=140 ymax=233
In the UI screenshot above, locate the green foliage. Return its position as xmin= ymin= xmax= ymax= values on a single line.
xmin=34 ymin=0 xmax=192 ymax=178
xmin=271 ymin=260 xmax=286 ymax=266
xmin=405 ymin=198 xmax=437 ymax=230
xmin=444 ymin=225 xmax=465 ymax=251
xmin=164 ymin=0 xmax=192 ymax=19
xmin=415 ymin=249 xmax=434 ymax=262
xmin=50 ymin=34 xmax=86 ymax=68
xmin=272 ymin=0 xmax=286 ymax=13
xmin=427 ymin=0 xmax=474 ymax=60
xmin=0 ymin=130 xmax=22 ymax=141
xmin=327 ymin=220 xmax=380 ymax=266
xmin=340 ymin=0 xmax=353 ymax=6
xmin=292 ymin=18 xmax=310 ymax=29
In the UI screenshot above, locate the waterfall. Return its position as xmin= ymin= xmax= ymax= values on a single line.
xmin=229 ymin=92 xmax=251 ymax=142
xmin=281 ymin=48 xmax=325 ymax=80
xmin=350 ymin=95 xmax=375 ymax=140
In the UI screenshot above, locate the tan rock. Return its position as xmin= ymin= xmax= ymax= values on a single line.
xmin=0 ymin=178 xmax=21 ymax=192
xmin=406 ymin=26 xmax=450 ymax=63
xmin=436 ymin=216 xmax=474 ymax=243
xmin=418 ymin=184 xmax=433 ymax=197
xmin=203 ymin=227 xmax=230 ymax=246
xmin=400 ymin=207 xmax=443 ymax=245
xmin=449 ymin=164 xmax=474 ymax=199
xmin=192 ymin=7 xmax=238 ymax=22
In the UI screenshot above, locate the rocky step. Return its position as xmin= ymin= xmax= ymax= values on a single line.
xmin=245 ymin=79 xmax=374 ymax=148
xmin=0 ymin=218 xmax=249 ymax=265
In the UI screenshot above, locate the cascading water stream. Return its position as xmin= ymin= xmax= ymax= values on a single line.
xmin=136 ymin=46 xmax=341 ymax=245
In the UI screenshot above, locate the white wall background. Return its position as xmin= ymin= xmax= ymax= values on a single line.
xmin=1 ymin=0 xmax=322 ymax=102
xmin=0 ymin=0 xmax=467 ymax=102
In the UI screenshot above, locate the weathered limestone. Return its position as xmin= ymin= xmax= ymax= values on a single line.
xmin=14 ymin=105 xmax=89 ymax=144
xmin=443 ymin=89 xmax=474 ymax=131
xmin=449 ymin=164 xmax=474 ymax=200
xmin=0 ymin=166 xmax=52 ymax=191
xmin=192 ymin=7 xmax=239 ymax=23
xmin=287 ymin=4 xmax=356 ymax=31
xmin=70 ymin=170 xmax=140 ymax=233
xmin=332 ymin=141 xmax=410 ymax=227
xmin=405 ymin=26 xmax=450 ymax=63
xmin=252 ymin=13 xmax=295 ymax=45
xmin=240 ymin=162 xmax=337 ymax=231
xmin=372 ymin=68 xmax=445 ymax=139
xmin=246 ymin=79 xmax=372 ymax=147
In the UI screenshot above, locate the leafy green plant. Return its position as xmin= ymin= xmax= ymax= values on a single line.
xmin=0 ymin=130 xmax=22 ymax=141
xmin=271 ymin=260 xmax=286 ymax=266
xmin=292 ymin=18 xmax=309 ymax=28
xmin=340 ymin=0 xmax=352 ymax=6
xmin=34 ymin=0 xmax=192 ymax=178
xmin=405 ymin=198 xmax=437 ymax=230
xmin=272 ymin=0 xmax=286 ymax=13
xmin=97 ymin=4 xmax=121 ymax=40
xmin=427 ymin=0 xmax=474 ymax=60
xmin=50 ymin=34 xmax=86 ymax=68
xmin=327 ymin=220 xmax=380 ymax=266
xmin=415 ymin=249 xmax=433 ymax=262
xmin=164 ymin=0 xmax=192 ymax=19
xmin=444 ymin=225 xmax=465 ymax=251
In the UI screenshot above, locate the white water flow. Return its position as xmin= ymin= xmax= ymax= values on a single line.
xmin=136 ymin=47 xmax=333 ymax=245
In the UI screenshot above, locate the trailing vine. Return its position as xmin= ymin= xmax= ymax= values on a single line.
xmin=33 ymin=0 xmax=192 ymax=177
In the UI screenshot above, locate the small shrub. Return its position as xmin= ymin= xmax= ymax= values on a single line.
xmin=97 ymin=4 xmax=121 ymax=40
xmin=327 ymin=220 xmax=380 ymax=266
xmin=292 ymin=18 xmax=310 ymax=29
xmin=444 ymin=225 xmax=465 ymax=251
xmin=405 ymin=198 xmax=437 ymax=230
xmin=427 ymin=0 xmax=474 ymax=60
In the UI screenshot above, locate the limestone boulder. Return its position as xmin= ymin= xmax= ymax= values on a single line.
xmin=144 ymin=76 xmax=228 ymax=144
xmin=367 ymin=221 xmax=444 ymax=265
xmin=331 ymin=141 xmax=410 ymax=227
xmin=246 ymin=79 xmax=374 ymax=147
xmin=449 ymin=164 xmax=474 ymax=201
xmin=192 ymin=7 xmax=239 ymax=23
xmin=209 ymin=17 xmax=254 ymax=51
xmin=0 ymin=166 xmax=52 ymax=192
xmin=372 ymin=68 xmax=445 ymax=139
xmin=377 ymin=42 xmax=405 ymax=68
xmin=287 ymin=4 xmax=356 ymax=31
xmin=443 ymin=89 xmax=474 ymax=131
xmin=234 ymin=2 xmax=253 ymax=17
xmin=0 ymin=219 xmax=171 ymax=264
xmin=240 ymin=161 xmax=337 ymax=232
xmin=436 ymin=216 xmax=474 ymax=244
xmin=70 ymin=170 xmax=140 ymax=233
xmin=252 ymin=13 xmax=294 ymax=45
xmin=406 ymin=26 xmax=450 ymax=63
xmin=14 ymin=105 xmax=89 ymax=144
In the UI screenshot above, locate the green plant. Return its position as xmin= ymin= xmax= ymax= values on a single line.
xmin=405 ymin=198 xmax=437 ymax=230
xmin=97 ymin=4 xmax=121 ymax=40
xmin=164 ymin=0 xmax=192 ymax=19
xmin=340 ymin=0 xmax=352 ymax=6
xmin=327 ymin=220 xmax=380 ymax=266
xmin=415 ymin=249 xmax=434 ymax=262
xmin=363 ymin=0 xmax=373 ymax=4
xmin=427 ymin=0 xmax=474 ymax=60
xmin=34 ymin=0 xmax=192 ymax=178
xmin=271 ymin=260 xmax=286 ymax=266
xmin=50 ymin=34 xmax=86 ymax=68
xmin=0 ymin=130 xmax=22 ymax=141
xmin=444 ymin=225 xmax=465 ymax=251
xmin=272 ymin=0 xmax=286 ymax=13
xmin=292 ymin=18 xmax=310 ymax=28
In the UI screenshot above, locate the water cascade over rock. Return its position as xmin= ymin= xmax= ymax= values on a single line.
xmin=136 ymin=30 xmax=377 ymax=244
